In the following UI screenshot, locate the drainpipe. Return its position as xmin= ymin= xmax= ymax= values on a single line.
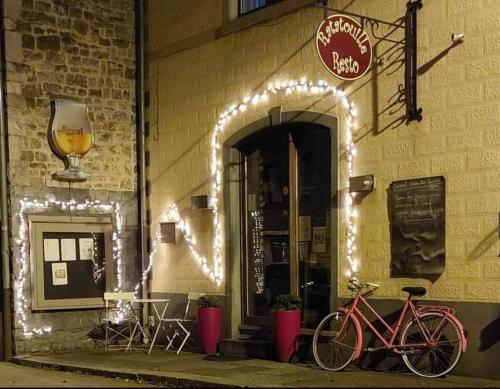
xmin=0 ymin=3 xmax=12 ymax=360
xmin=135 ymin=0 xmax=149 ymax=323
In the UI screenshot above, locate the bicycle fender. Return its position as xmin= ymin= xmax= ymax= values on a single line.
xmin=447 ymin=313 xmax=468 ymax=352
xmin=337 ymin=307 xmax=363 ymax=360
xmin=419 ymin=309 xmax=468 ymax=352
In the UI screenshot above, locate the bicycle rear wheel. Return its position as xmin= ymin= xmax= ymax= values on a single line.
xmin=400 ymin=312 xmax=463 ymax=378
xmin=313 ymin=311 xmax=359 ymax=371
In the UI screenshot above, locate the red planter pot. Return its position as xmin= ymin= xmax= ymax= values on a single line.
xmin=197 ymin=307 xmax=223 ymax=354
xmin=272 ymin=309 xmax=301 ymax=363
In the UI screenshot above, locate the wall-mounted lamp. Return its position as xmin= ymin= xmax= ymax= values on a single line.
xmin=349 ymin=175 xmax=376 ymax=193
xmin=160 ymin=221 xmax=181 ymax=244
xmin=191 ymin=195 xmax=214 ymax=210
xmin=451 ymin=33 xmax=465 ymax=44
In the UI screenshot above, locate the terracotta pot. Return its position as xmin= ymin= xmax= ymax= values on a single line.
xmin=197 ymin=307 xmax=222 ymax=354
xmin=272 ymin=309 xmax=301 ymax=363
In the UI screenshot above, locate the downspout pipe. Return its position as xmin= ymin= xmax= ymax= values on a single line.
xmin=135 ymin=0 xmax=148 ymax=322
xmin=0 ymin=3 xmax=12 ymax=360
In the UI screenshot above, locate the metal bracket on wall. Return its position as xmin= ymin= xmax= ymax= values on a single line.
xmin=319 ymin=0 xmax=423 ymax=124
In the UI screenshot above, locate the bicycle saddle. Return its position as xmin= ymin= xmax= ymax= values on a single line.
xmin=401 ymin=286 xmax=426 ymax=297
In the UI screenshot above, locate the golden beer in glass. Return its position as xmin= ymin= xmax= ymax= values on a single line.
xmin=50 ymin=99 xmax=93 ymax=181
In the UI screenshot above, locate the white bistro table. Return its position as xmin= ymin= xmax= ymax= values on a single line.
xmin=126 ymin=298 xmax=170 ymax=354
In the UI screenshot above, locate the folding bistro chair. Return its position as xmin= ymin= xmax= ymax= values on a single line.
xmin=102 ymin=292 xmax=141 ymax=349
xmin=164 ymin=292 xmax=205 ymax=354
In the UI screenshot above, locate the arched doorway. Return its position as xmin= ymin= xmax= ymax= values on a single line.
xmin=225 ymin=110 xmax=339 ymax=330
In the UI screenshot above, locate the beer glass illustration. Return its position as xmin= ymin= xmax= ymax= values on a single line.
xmin=49 ymin=99 xmax=93 ymax=181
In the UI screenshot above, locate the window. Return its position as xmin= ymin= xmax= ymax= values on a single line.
xmin=239 ymin=0 xmax=283 ymax=16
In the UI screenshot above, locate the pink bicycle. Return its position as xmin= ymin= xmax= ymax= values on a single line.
xmin=313 ymin=278 xmax=468 ymax=378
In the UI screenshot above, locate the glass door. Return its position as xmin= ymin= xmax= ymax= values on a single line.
xmin=239 ymin=127 xmax=290 ymax=325
xmin=239 ymin=123 xmax=332 ymax=328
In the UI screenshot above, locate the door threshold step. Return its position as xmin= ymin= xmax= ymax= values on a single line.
xmin=220 ymin=338 xmax=274 ymax=360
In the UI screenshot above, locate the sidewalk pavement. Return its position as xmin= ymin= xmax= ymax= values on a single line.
xmin=11 ymin=349 xmax=500 ymax=388
xmin=0 ymin=361 xmax=154 ymax=387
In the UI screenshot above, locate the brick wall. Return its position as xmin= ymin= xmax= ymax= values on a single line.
xmin=3 ymin=0 xmax=138 ymax=352
xmin=145 ymin=0 xmax=499 ymax=303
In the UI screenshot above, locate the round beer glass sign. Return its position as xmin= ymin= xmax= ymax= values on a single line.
xmin=49 ymin=99 xmax=93 ymax=182
xmin=316 ymin=14 xmax=372 ymax=80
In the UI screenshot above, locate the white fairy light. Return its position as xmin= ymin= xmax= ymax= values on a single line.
xmin=16 ymin=198 xmax=124 ymax=337
xmin=250 ymin=211 xmax=264 ymax=293
xmin=137 ymin=78 xmax=360 ymax=298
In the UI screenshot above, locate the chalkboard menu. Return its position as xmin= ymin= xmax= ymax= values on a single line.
xmin=389 ymin=176 xmax=445 ymax=277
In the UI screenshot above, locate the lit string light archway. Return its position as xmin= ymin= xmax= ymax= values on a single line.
xmin=15 ymin=79 xmax=360 ymax=338
xmin=137 ymin=78 xmax=360 ymax=295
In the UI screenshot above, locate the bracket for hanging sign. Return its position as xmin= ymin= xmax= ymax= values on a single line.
xmin=318 ymin=0 xmax=423 ymax=124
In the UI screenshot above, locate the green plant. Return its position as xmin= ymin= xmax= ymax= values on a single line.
xmin=272 ymin=294 xmax=302 ymax=311
xmin=197 ymin=295 xmax=220 ymax=308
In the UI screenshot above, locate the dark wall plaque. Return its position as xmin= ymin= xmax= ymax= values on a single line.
xmin=389 ymin=176 xmax=445 ymax=277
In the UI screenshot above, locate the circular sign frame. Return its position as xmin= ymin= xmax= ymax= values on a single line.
xmin=316 ymin=14 xmax=373 ymax=81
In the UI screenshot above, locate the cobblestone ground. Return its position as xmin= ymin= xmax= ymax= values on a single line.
xmin=0 ymin=362 xmax=155 ymax=387
xmin=11 ymin=350 xmax=500 ymax=388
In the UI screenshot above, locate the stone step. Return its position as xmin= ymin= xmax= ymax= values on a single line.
xmin=220 ymin=337 xmax=275 ymax=360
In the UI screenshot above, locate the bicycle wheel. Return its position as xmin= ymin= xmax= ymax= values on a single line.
xmin=400 ymin=312 xmax=463 ymax=378
xmin=313 ymin=311 xmax=359 ymax=371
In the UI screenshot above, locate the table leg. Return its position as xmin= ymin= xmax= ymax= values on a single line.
xmin=148 ymin=301 xmax=169 ymax=355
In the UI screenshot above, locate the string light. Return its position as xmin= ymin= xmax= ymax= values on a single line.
xmin=16 ymin=198 xmax=124 ymax=338
xmin=91 ymin=232 xmax=105 ymax=284
xmin=14 ymin=79 xmax=360 ymax=337
xmin=138 ymin=78 xmax=360 ymax=295
xmin=250 ymin=211 xmax=264 ymax=293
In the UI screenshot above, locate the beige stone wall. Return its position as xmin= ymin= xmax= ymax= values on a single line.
xmin=146 ymin=0 xmax=499 ymax=303
xmin=3 ymin=0 xmax=138 ymax=352
xmin=147 ymin=0 xmax=223 ymax=52
xmin=4 ymin=0 xmax=136 ymax=191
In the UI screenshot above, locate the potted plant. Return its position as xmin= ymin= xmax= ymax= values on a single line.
xmin=271 ymin=294 xmax=302 ymax=363
xmin=197 ymin=295 xmax=223 ymax=354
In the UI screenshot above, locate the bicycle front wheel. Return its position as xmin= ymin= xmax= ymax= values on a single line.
xmin=400 ymin=312 xmax=463 ymax=378
xmin=313 ymin=311 xmax=359 ymax=371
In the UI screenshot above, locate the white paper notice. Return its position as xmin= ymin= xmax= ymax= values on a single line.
xmin=313 ymin=226 xmax=326 ymax=253
xmin=52 ymin=262 xmax=68 ymax=286
xmin=61 ymin=239 xmax=77 ymax=261
xmin=43 ymin=239 xmax=60 ymax=262
xmin=248 ymin=194 xmax=257 ymax=212
xmin=298 ymin=216 xmax=311 ymax=241
xmin=79 ymin=238 xmax=94 ymax=260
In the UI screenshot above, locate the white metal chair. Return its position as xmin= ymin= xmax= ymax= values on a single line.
xmin=102 ymin=292 xmax=142 ymax=349
xmin=164 ymin=292 xmax=205 ymax=354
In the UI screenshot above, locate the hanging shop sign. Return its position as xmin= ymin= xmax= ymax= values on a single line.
xmin=48 ymin=99 xmax=93 ymax=182
xmin=316 ymin=14 xmax=373 ymax=80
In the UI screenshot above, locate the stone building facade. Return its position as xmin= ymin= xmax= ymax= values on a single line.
xmin=3 ymin=0 xmax=138 ymax=353
xmin=145 ymin=0 xmax=499 ymax=378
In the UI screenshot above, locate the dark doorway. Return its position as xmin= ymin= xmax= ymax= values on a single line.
xmin=237 ymin=122 xmax=334 ymax=329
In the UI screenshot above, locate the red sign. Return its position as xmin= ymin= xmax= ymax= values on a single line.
xmin=316 ymin=14 xmax=372 ymax=80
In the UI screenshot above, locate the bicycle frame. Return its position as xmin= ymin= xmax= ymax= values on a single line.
xmin=336 ymin=290 xmax=467 ymax=360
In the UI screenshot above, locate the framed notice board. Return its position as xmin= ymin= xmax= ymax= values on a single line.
xmin=388 ymin=176 xmax=445 ymax=277
xmin=29 ymin=215 xmax=112 ymax=310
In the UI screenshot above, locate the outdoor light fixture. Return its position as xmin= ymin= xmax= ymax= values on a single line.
xmin=451 ymin=33 xmax=465 ymax=43
xmin=349 ymin=175 xmax=376 ymax=193
xmin=191 ymin=195 xmax=214 ymax=210
xmin=160 ymin=221 xmax=180 ymax=244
